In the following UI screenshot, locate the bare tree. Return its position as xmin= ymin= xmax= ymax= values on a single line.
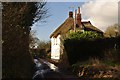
xmin=105 ymin=24 xmax=120 ymax=37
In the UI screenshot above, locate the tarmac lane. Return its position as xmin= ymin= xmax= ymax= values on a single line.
xmin=33 ymin=58 xmax=79 ymax=80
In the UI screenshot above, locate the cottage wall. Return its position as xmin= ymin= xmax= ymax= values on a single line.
xmin=51 ymin=35 xmax=61 ymax=60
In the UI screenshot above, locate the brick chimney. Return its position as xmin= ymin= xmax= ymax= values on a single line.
xmin=74 ymin=9 xmax=77 ymax=32
xmin=76 ymin=7 xmax=81 ymax=27
xmin=69 ymin=11 xmax=73 ymax=18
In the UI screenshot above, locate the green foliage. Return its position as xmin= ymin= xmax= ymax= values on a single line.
xmin=30 ymin=41 xmax=51 ymax=59
xmin=64 ymin=31 xmax=103 ymax=65
xmin=66 ymin=31 xmax=103 ymax=41
xmin=37 ymin=41 xmax=51 ymax=59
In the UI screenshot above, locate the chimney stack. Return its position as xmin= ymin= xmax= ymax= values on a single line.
xmin=74 ymin=9 xmax=77 ymax=32
xmin=76 ymin=7 xmax=81 ymax=27
xmin=69 ymin=11 xmax=73 ymax=18
xmin=78 ymin=7 xmax=80 ymax=14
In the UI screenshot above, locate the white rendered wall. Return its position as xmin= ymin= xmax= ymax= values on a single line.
xmin=51 ymin=35 xmax=61 ymax=60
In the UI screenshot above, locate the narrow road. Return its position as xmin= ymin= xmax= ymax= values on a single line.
xmin=33 ymin=58 xmax=79 ymax=80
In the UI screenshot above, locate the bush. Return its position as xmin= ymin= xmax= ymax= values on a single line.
xmin=64 ymin=32 xmax=120 ymax=65
xmin=64 ymin=31 xmax=103 ymax=64
xmin=66 ymin=31 xmax=103 ymax=41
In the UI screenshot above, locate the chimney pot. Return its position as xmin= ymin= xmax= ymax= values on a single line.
xmin=76 ymin=7 xmax=81 ymax=27
xmin=69 ymin=11 xmax=73 ymax=18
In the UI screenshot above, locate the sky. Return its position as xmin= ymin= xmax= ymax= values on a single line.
xmin=32 ymin=0 xmax=119 ymax=41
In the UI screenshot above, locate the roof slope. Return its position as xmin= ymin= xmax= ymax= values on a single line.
xmin=50 ymin=18 xmax=103 ymax=38
xmin=50 ymin=18 xmax=74 ymax=38
xmin=82 ymin=21 xmax=103 ymax=33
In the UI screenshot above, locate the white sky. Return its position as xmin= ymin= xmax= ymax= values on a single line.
xmin=81 ymin=0 xmax=119 ymax=32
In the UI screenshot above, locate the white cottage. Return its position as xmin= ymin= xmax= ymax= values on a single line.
xmin=50 ymin=7 xmax=103 ymax=60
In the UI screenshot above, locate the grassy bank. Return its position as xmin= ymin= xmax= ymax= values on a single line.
xmin=72 ymin=58 xmax=120 ymax=79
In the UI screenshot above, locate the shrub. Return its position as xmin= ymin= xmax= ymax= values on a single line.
xmin=64 ymin=32 xmax=120 ymax=65
xmin=64 ymin=31 xmax=103 ymax=64
xmin=66 ymin=31 xmax=103 ymax=41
